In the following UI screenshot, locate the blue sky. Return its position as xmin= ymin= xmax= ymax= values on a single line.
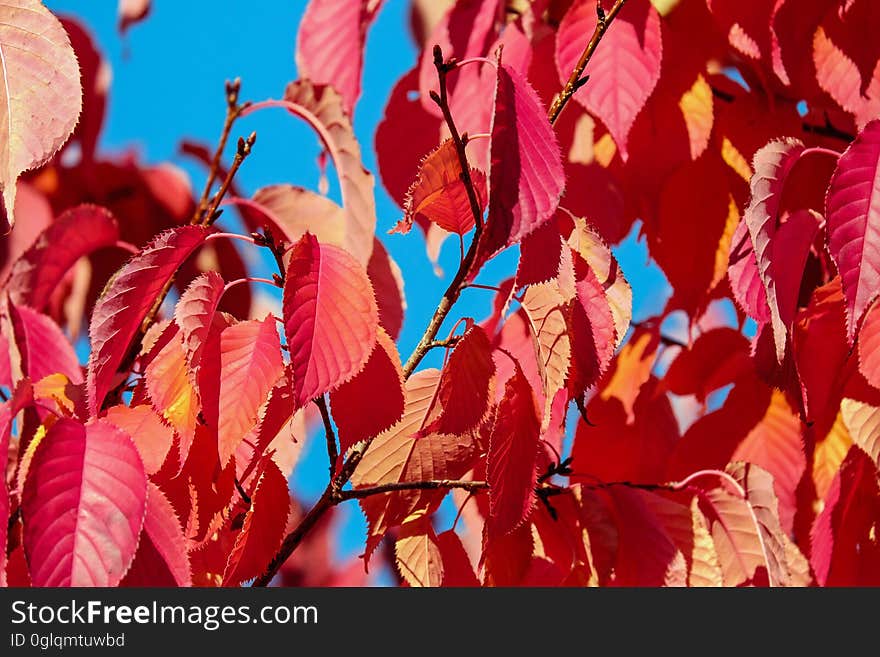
xmin=44 ymin=0 xmax=670 ymax=573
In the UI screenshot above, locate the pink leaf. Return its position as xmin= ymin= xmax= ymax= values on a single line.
xmin=174 ymin=271 xmax=225 ymax=391
xmin=556 ymin=0 xmax=662 ymax=160
xmin=5 ymin=204 xmax=119 ymax=310
xmin=233 ymin=185 xmax=346 ymax=249
xmin=826 ymin=119 xmax=880 ymax=343
xmin=201 ymin=316 xmax=284 ymax=466
xmin=87 ymin=225 xmax=210 ymax=416
xmin=487 ymin=364 xmax=542 ymax=538
xmin=417 ymin=0 xmax=501 ymax=117
xmin=283 ymin=233 xmax=378 ymax=407
xmin=121 ymin=482 xmax=191 ymax=587
xmin=743 ymin=139 xmax=814 ymax=361
xmin=480 ymin=63 xmax=565 ymax=259
xmin=7 ymin=302 xmax=82 ymax=384
xmin=118 ymin=0 xmax=150 ymax=34
xmin=295 ymin=0 xmax=383 ymax=117
xmin=21 ymin=418 xmax=147 ymax=586
xmin=248 ymin=81 xmax=376 ymax=265
xmin=728 ymin=217 xmax=771 ymax=323
xmin=222 ymin=456 xmax=290 ymax=585
xmin=0 ymin=0 xmax=82 ymax=230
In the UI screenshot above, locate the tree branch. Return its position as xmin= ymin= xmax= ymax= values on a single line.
xmin=547 ymin=0 xmax=629 ymax=125
xmin=315 ymin=395 xmax=337 ymax=479
xmin=401 ymin=45 xmax=487 ymax=379
xmin=338 ymin=479 xmax=488 ymax=501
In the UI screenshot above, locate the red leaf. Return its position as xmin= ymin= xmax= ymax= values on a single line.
xmin=487 ymin=364 xmax=542 ymax=537
xmin=653 ymin=154 xmax=737 ymax=316
xmin=4 ymin=205 xmax=119 ymax=310
xmin=436 ymin=530 xmax=480 ymax=587
xmin=7 ymin=302 xmax=82 ymax=385
xmin=174 ymin=271 xmax=225 ymax=392
xmin=574 ymin=376 xmax=678 ymax=484
xmin=87 ymin=225 xmax=210 ymax=415
xmin=103 ymin=404 xmax=174 ymax=476
xmin=826 ymin=119 xmax=880 ymax=342
xmin=858 ymin=299 xmax=880 ymax=389
xmin=202 ymin=316 xmax=284 ymax=466
xmin=480 ymin=62 xmax=565 ymax=259
xmin=295 ymin=0 xmax=383 ymax=117
xmin=394 ymin=139 xmax=487 ymax=236
xmin=607 ymin=488 xmax=687 ymax=586
xmin=426 ymin=324 xmax=495 ymax=436
xmin=811 ymin=446 xmax=880 ymax=586
xmin=330 ymin=327 xmax=404 ymax=457
xmin=61 ymin=17 xmax=107 ymax=162
xmin=663 ymin=327 xmax=752 ymax=402
xmin=375 ymin=68 xmax=442 ymax=209
xmin=367 ymin=238 xmax=405 ymax=341
xmin=121 ymin=482 xmax=191 ymax=587
xmin=793 ymin=279 xmax=850 ymax=427
xmin=21 ymin=418 xmax=147 ymax=586
xmin=283 ymin=233 xmax=378 ymax=407
xmin=0 ymin=0 xmax=82 ymax=230
xmin=556 ymin=0 xmax=662 ymax=160
xmin=222 ymin=456 xmax=291 ymax=585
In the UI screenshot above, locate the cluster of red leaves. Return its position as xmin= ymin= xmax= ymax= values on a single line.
xmin=2 ymin=0 xmax=880 ymax=587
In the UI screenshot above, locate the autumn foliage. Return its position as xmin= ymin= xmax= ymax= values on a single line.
xmin=2 ymin=0 xmax=880 ymax=587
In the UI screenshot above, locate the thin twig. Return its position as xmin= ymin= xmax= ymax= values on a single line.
xmin=201 ymin=132 xmax=257 ymax=227
xmin=192 ymin=78 xmax=246 ymax=224
xmin=547 ymin=0 xmax=629 ymax=125
xmin=315 ymin=396 xmax=337 ymax=479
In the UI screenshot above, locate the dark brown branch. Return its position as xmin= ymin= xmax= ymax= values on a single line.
xmin=401 ymin=45 xmax=487 ymax=379
xmin=548 ymin=0 xmax=629 ymax=125
xmin=315 ymin=396 xmax=337 ymax=479
xmin=338 ymin=479 xmax=488 ymax=501
xmin=802 ymin=118 xmax=856 ymax=144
